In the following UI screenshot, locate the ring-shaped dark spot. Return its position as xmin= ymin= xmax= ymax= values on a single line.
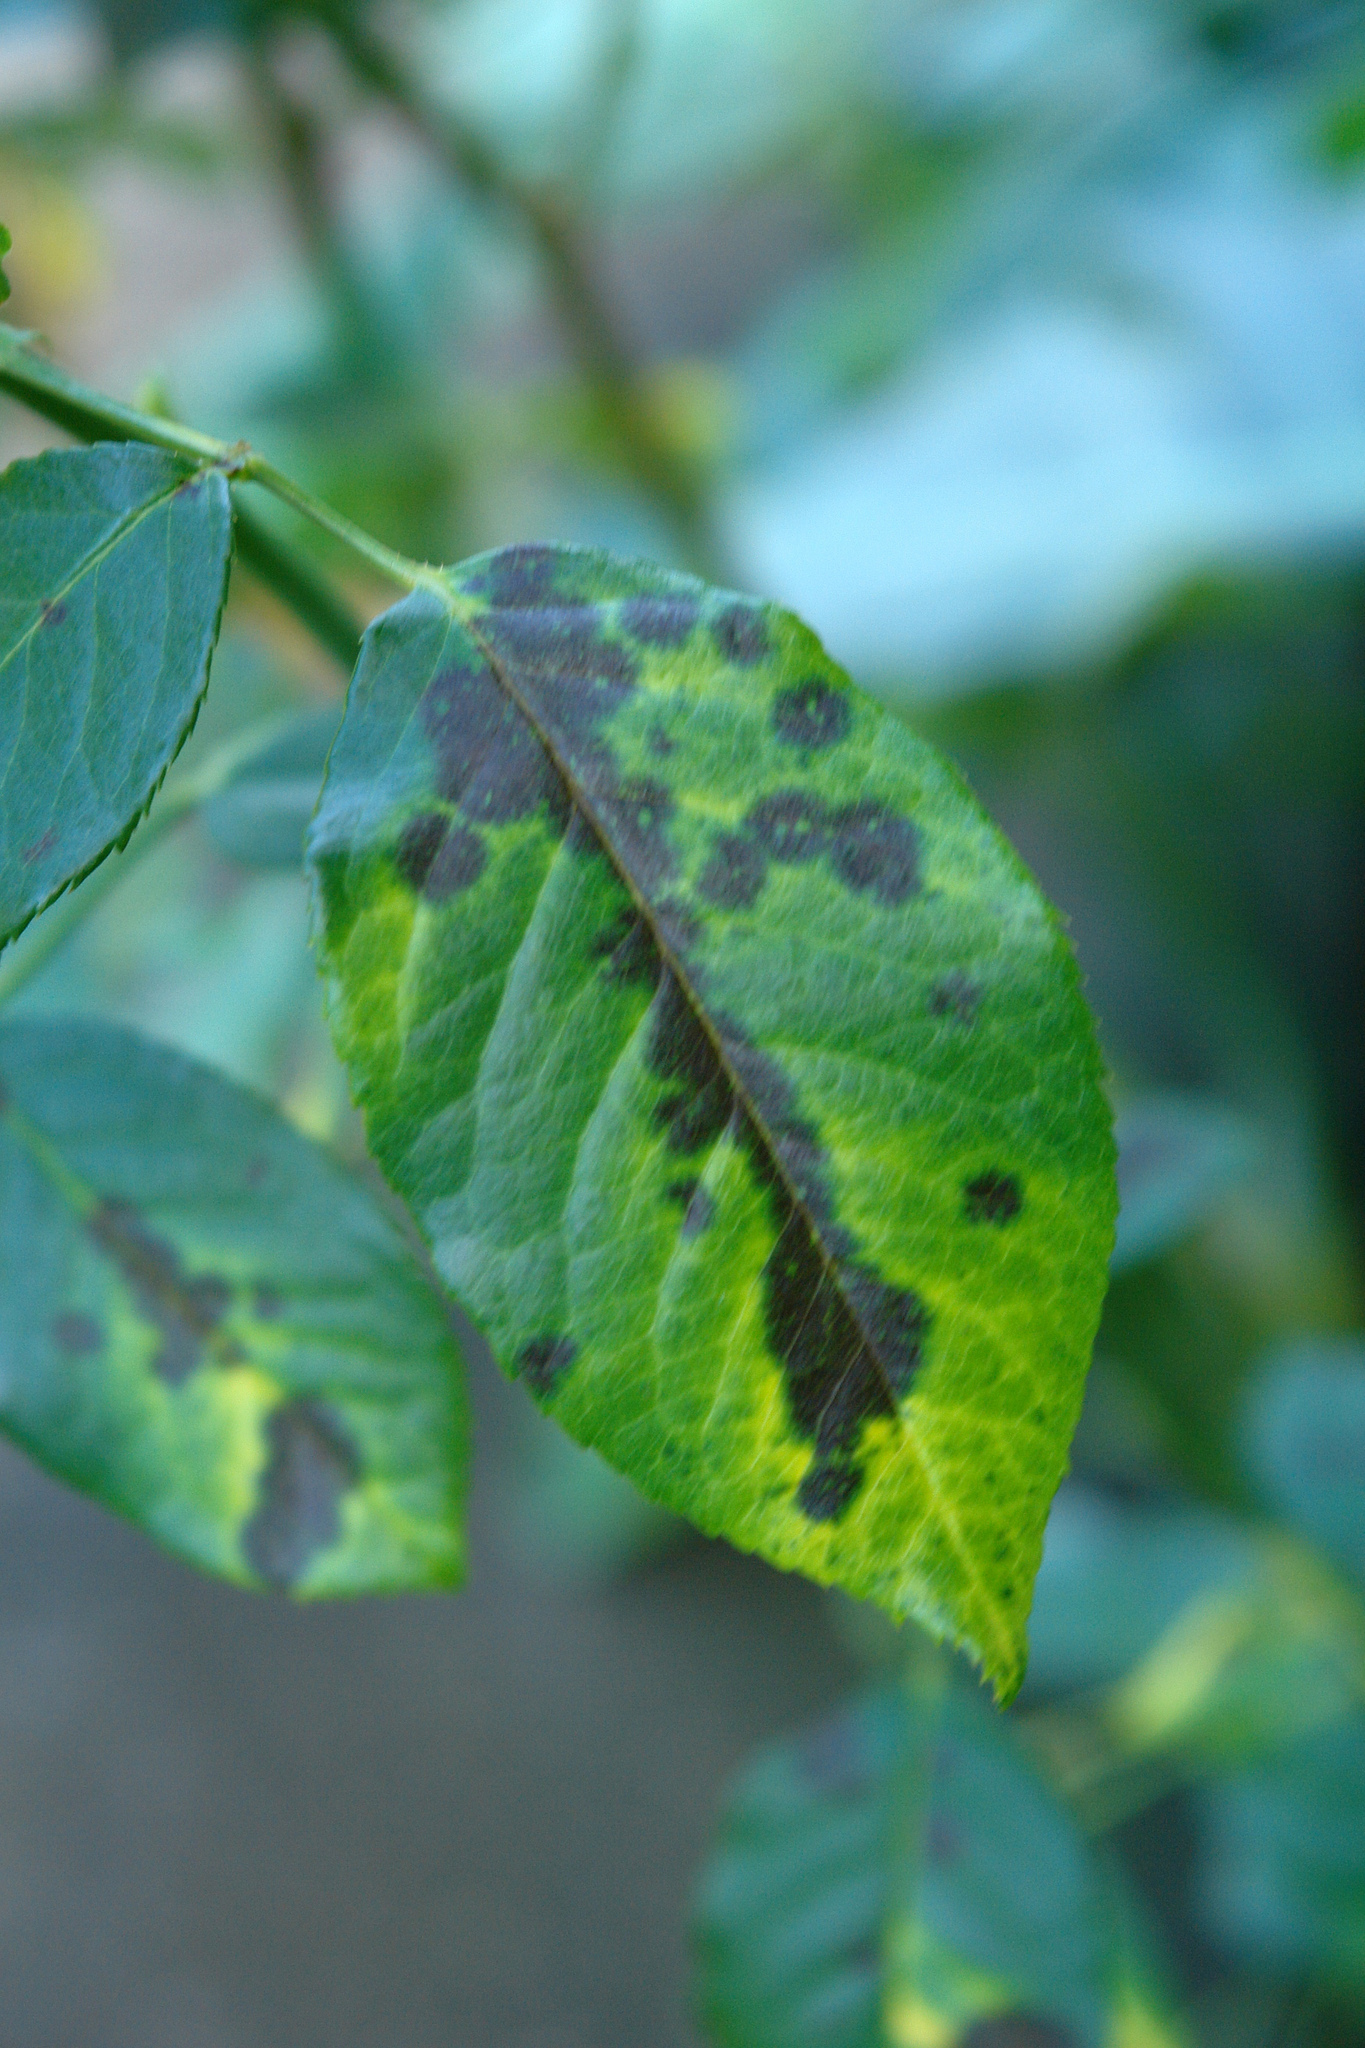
xmin=964 ymin=1171 xmax=1022 ymax=1225
xmin=711 ymin=602 xmax=769 ymax=666
xmin=773 ymin=679 xmax=852 ymax=750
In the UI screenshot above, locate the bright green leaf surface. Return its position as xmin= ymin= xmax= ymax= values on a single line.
xmin=693 ymin=1669 xmax=1186 ymax=2048
xmin=202 ymin=705 xmax=338 ymax=870
xmin=0 ymin=1016 xmax=466 ymax=1593
xmin=0 ymin=442 xmax=232 ymax=948
xmin=1241 ymin=1339 xmax=1365 ymax=1588
xmin=308 ymin=544 xmax=1115 ymax=1696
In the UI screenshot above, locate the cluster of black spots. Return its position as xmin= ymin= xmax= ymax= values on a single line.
xmin=396 ymin=811 xmax=488 ymax=901
xmin=964 ymin=1170 xmax=1022 ymax=1226
xmin=88 ymin=1198 xmax=237 ymax=1384
xmin=51 ymin=1311 xmax=101 ymax=1355
xmin=959 ymin=2016 xmax=1078 ymax=2048
xmin=422 ymin=660 xmax=568 ymax=829
xmin=665 ymin=1176 xmax=715 ymax=1238
xmin=242 ymin=1397 xmax=359 ymax=1589
xmin=772 ymin=679 xmax=852 ymax=751
xmin=711 ymin=601 xmax=770 ymax=666
xmin=931 ymin=971 xmax=981 ymax=1026
xmin=646 ymin=969 xmax=734 ymax=1156
xmin=481 ymin=608 xmax=639 ymax=738
xmin=592 ymin=902 xmax=659 ymax=988
xmin=621 ymin=595 xmax=698 ymax=648
xmin=517 ymin=1333 xmax=577 ymax=1398
xmin=697 ymin=788 xmax=921 ymax=912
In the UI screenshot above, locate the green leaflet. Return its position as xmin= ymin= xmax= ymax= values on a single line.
xmin=693 ymin=1669 xmax=1187 ymax=2048
xmin=0 ymin=442 xmax=232 ymax=948
xmin=308 ymin=543 xmax=1116 ymax=1696
xmin=0 ymin=1016 xmax=465 ymax=1593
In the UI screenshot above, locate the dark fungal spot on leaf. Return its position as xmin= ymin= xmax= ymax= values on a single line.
xmin=699 ymin=832 xmax=767 ymax=910
xmin=39 ymin=599 xmax=66 ymax=627
xmin=964 ymin=1171 xmax=1022 ymax=1226
xmin=52 ymin=1311 xmax=101 ymax=1355
xmin=711 ymin=601 xmax=769 ymax=665
xmin=647 ymin=969 xmax=733 ymax=1156
xmin=839 ymin=1268 xmax=929 ymax=1399
xmin=773 ymin=679 xmax=851 ymax=750
xmin=959 ymin=2016 xmax=1079 ymax=2048
xmin=518 ymin=1334 xmax=577 ymax=1399
xmin=666 ymin=1177 xmax=715 ymax=1237
xmin=931 ymin=970 xmax=980 ymax=1025
xmin=243 ymin=1397 xmax=359 ymax=1590
xmin=20 ymin=828 xmax=59 ymax=866
xmin=472 ymin=543 xmax=561 ymax=608
xmin=746 ymin=790 xmax=831 ymax=865
xmin=422 ymin=661 xmax=567 ymax=829
xmin=395 ymin=812 xmax=449 ymax=893
xmin=655 ymin=897 xmax=705 ymax=953
xmin=621 ymin=595 xmax=698 ymax=648
xmin=592 ymin=903 xmax=658 ymax=988
xmin=829 ymin=803 xmax=920 ymax=905
xmin=480 ymin=609 xmax=638 ymax=739
xmin=424 ymin=823 xmax=488 ymax=900
xmin=87 ymin=1199 xmax=233 ymax=1385
xmin=647 ymin=723 xmax=675 ymax=757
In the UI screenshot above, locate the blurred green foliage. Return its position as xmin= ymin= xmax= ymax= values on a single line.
xmin=1 ymin=0 xmax=1363 ymax=2041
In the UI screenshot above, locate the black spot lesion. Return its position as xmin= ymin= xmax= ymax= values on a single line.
xmin=87 ymin=1198 xmax=239 ymax=1384
xmin=621 ymin=595 xmax=698 ymax=648
xmin=696 ymin=789 xmax=921 ymax=912
xmin=39 ymin=598 xmax=67 ymax=627
xmin=964 ymin=1171 xmax=1022 ymax=1225
xmin=422 ymin=661 xmax=568 ymax=832
xmin=591 ymin=903 xmax=658 ymax=987
xmin=646 ymin=969 xmax=734 ymax=1157
xmin=711 ymin=601 xmax=769 ymax=666
xmin=772 ymin=679 xmax=852 ymax=751
xmin=517 ymin=1334 xmax=577 ymax=1398
xmin=665 ymin=1177 xmax=715 ymax=1237
xmin=930 ymin=971 xmax=980 ymax=1026
xmin=243 ymin=1397 xmax=359 ymax=1590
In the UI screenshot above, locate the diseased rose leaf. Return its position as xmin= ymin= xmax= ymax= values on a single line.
xmin=307 ymin=543 xmax=1116 ymax=1696
xmin=0 ymin=1016 xmax=466 ymax=1594
xmin=693 ymin=1671 xmax=1187 ymax=2048
xmin=0 ymin=442 xmax=232 ymax=949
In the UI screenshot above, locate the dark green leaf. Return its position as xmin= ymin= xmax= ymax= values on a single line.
xmin=1241 ymin=1339 xmax=1365 ymax=1587
xmin=0 ymin=1016 xmax=465 ymax=1593
xmin=0 ymin=443 xmax=232 ymax=948
xmin=1201 ymin=1717 xmax=1365 ymax=1998
xmin=1111 ymin=1094 xmax=1257 ymax=1276
xmin=307 ymin=544 xmax=1115 ymax=1696
xmin=202 ymin=706 xmax=338 ymax=870
xmin=693 ymin=1669 xmax=1186 ymax=2048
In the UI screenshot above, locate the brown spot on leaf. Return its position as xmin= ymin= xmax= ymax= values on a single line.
xmin=964 ymin=1171 xmax=1022 ymax=1225
xmin=20 ymin=828 xmax=59 ymax=866
xmin=52 ymin=1311 xmax=101 ymax=1355
xmin=773 ymin=680 xmax=851 ymax=750
xmin=87 ymin=1199 xmax=233 ymax=1384
xmin=646 ymin=970 xmax=733 ymax=1155
xmin=711 ymin=602 xmax=769 ymax=665
xmin=829 ymin=804 xmax=920 ymax=904
xmin=243 ymin=1398 xmax=359 ymax=1589
xmin=518 ymin=1334 xmax=577 ymax=1398
xmin=746 ymin=790 xmax=831 ymax=864
xmin=698 ymin=832 xmax=767 ymax=910
xmin=959 ymin=2017 xmax=1078 ymax=2048
xmin=621 ymin=595 xmax=698 ymax=647
xmin=930 ymin=971 xmax=980 ymax=1025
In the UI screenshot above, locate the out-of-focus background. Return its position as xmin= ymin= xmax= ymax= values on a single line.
xmin=1 ymin=2 xmax=1363 ymax=2044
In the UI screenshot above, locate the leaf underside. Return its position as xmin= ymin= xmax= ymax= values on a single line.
xmin=0 ymin=1016 xmax=466 ymax=1594
xmin=0 ymin=441 xmax=232 ymax=949
xmin=308 ymin=543 xmax=1117 ymax=1695
xmin=694 ymin=1675 xmax=1186 ymax=2048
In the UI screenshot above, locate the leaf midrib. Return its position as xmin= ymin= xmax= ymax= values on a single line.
xmin=450 ymin=592 xmax=1017 ymax=1683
